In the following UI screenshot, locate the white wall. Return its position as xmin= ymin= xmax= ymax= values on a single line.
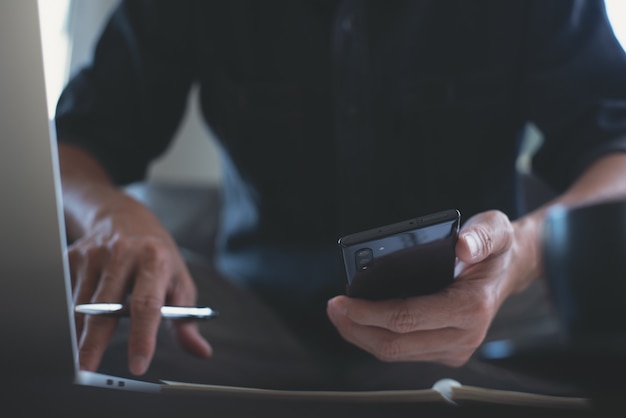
xmin=606 ymin=0 xmax=626 ymax=51
xmin=64 ymin=0 xmax=222 ymax=186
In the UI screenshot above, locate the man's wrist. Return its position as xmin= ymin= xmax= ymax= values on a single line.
xmin=510 ymin=214 xmax=544 ymax=295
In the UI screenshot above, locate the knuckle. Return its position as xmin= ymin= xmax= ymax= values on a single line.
xmin=386 ymin=303 xmax=419 ymax=333
xmin=474 ymin=226 xmax=494 ymax=255
xmin=109 ymin=237 xmax=131 ymax=260
xmin=140 ymin=239 xmax=170 ymax=265
xmin=130 ymin=294 xmax=163 ymax=317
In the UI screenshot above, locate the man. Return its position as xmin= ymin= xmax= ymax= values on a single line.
xmin=56 ymin=0 xmax=626 ymax=387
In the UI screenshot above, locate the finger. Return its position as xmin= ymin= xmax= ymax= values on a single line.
xmin=68 ymin=247 xmax=99 ymax=340
xmin=456 ymin=211 xmax=513 ymax=263
xmin=169 ymin=321 xmax=213 ymax=358
xmin=328 ymin=289 xmax=476 ymax=333
xmin=78 ymin=315 xmax=120 ymax=372
xmin=72 ymin=244 xmax=118 ymax=346
xmin=328 ymin=304 xmax=470 ymax=363
xmin=78 ymin=245 xmax=135 ymax=372
xmin=66 ymin=244 xmax=82 ymax=289
xmin=127 ymin=243 xmax=173 ymax=375
xmin=166 ymin=269 xmax=212 ymax=358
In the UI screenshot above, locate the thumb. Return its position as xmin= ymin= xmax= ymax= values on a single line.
xmin=456 ymin=210 xmax=513 ymax=264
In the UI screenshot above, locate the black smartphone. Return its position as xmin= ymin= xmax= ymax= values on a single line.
xmin=338 ymin=209 xmax=461 ymax=300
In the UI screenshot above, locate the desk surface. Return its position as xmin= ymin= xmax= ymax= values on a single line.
xmin=20 ymin=182 xmax=613 ymax=417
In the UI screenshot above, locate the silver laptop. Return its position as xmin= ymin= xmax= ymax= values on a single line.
xmin=0 ymin=0 xmax=158 ymax=393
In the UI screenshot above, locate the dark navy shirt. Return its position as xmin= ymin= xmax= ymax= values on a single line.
xmin=55 ymin=0 xmax=626 ymax=308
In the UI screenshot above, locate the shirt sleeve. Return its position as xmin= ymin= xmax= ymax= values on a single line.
xmin=54 ymin=0 xmax=198 ymax=185
xmin=527 ymin=0 xmax=626 ymax=193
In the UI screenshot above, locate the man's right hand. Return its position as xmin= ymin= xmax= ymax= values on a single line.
xmin=59 ymin=144 xmax=212 ymax=375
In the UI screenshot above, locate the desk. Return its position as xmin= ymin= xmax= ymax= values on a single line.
xmin=7 ymin=376 xmax=601 ymax=418
xmin=14 ymin=182 xmax=615 ymax=417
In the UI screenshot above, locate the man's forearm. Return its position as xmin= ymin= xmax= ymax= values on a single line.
xmin=512 ymin=152 xmax=626 ymax=292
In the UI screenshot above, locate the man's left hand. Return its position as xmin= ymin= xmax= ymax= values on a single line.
xmin=327 ymin=210 xmax=529 ymax=367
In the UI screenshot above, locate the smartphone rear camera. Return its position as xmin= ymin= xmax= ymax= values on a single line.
xmin=355 ymin=248 xmax=374 ymax=270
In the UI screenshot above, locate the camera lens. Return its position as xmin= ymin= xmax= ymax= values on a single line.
xmin=355 ymin=248 xmax=374 ymax=270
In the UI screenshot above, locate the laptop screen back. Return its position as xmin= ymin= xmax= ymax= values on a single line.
xmin=0 ymin=0 xmax=77 ymax=380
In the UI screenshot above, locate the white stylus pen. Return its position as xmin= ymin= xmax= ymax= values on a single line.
xmin=74 ymin=303 xmax=218 ymax=320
